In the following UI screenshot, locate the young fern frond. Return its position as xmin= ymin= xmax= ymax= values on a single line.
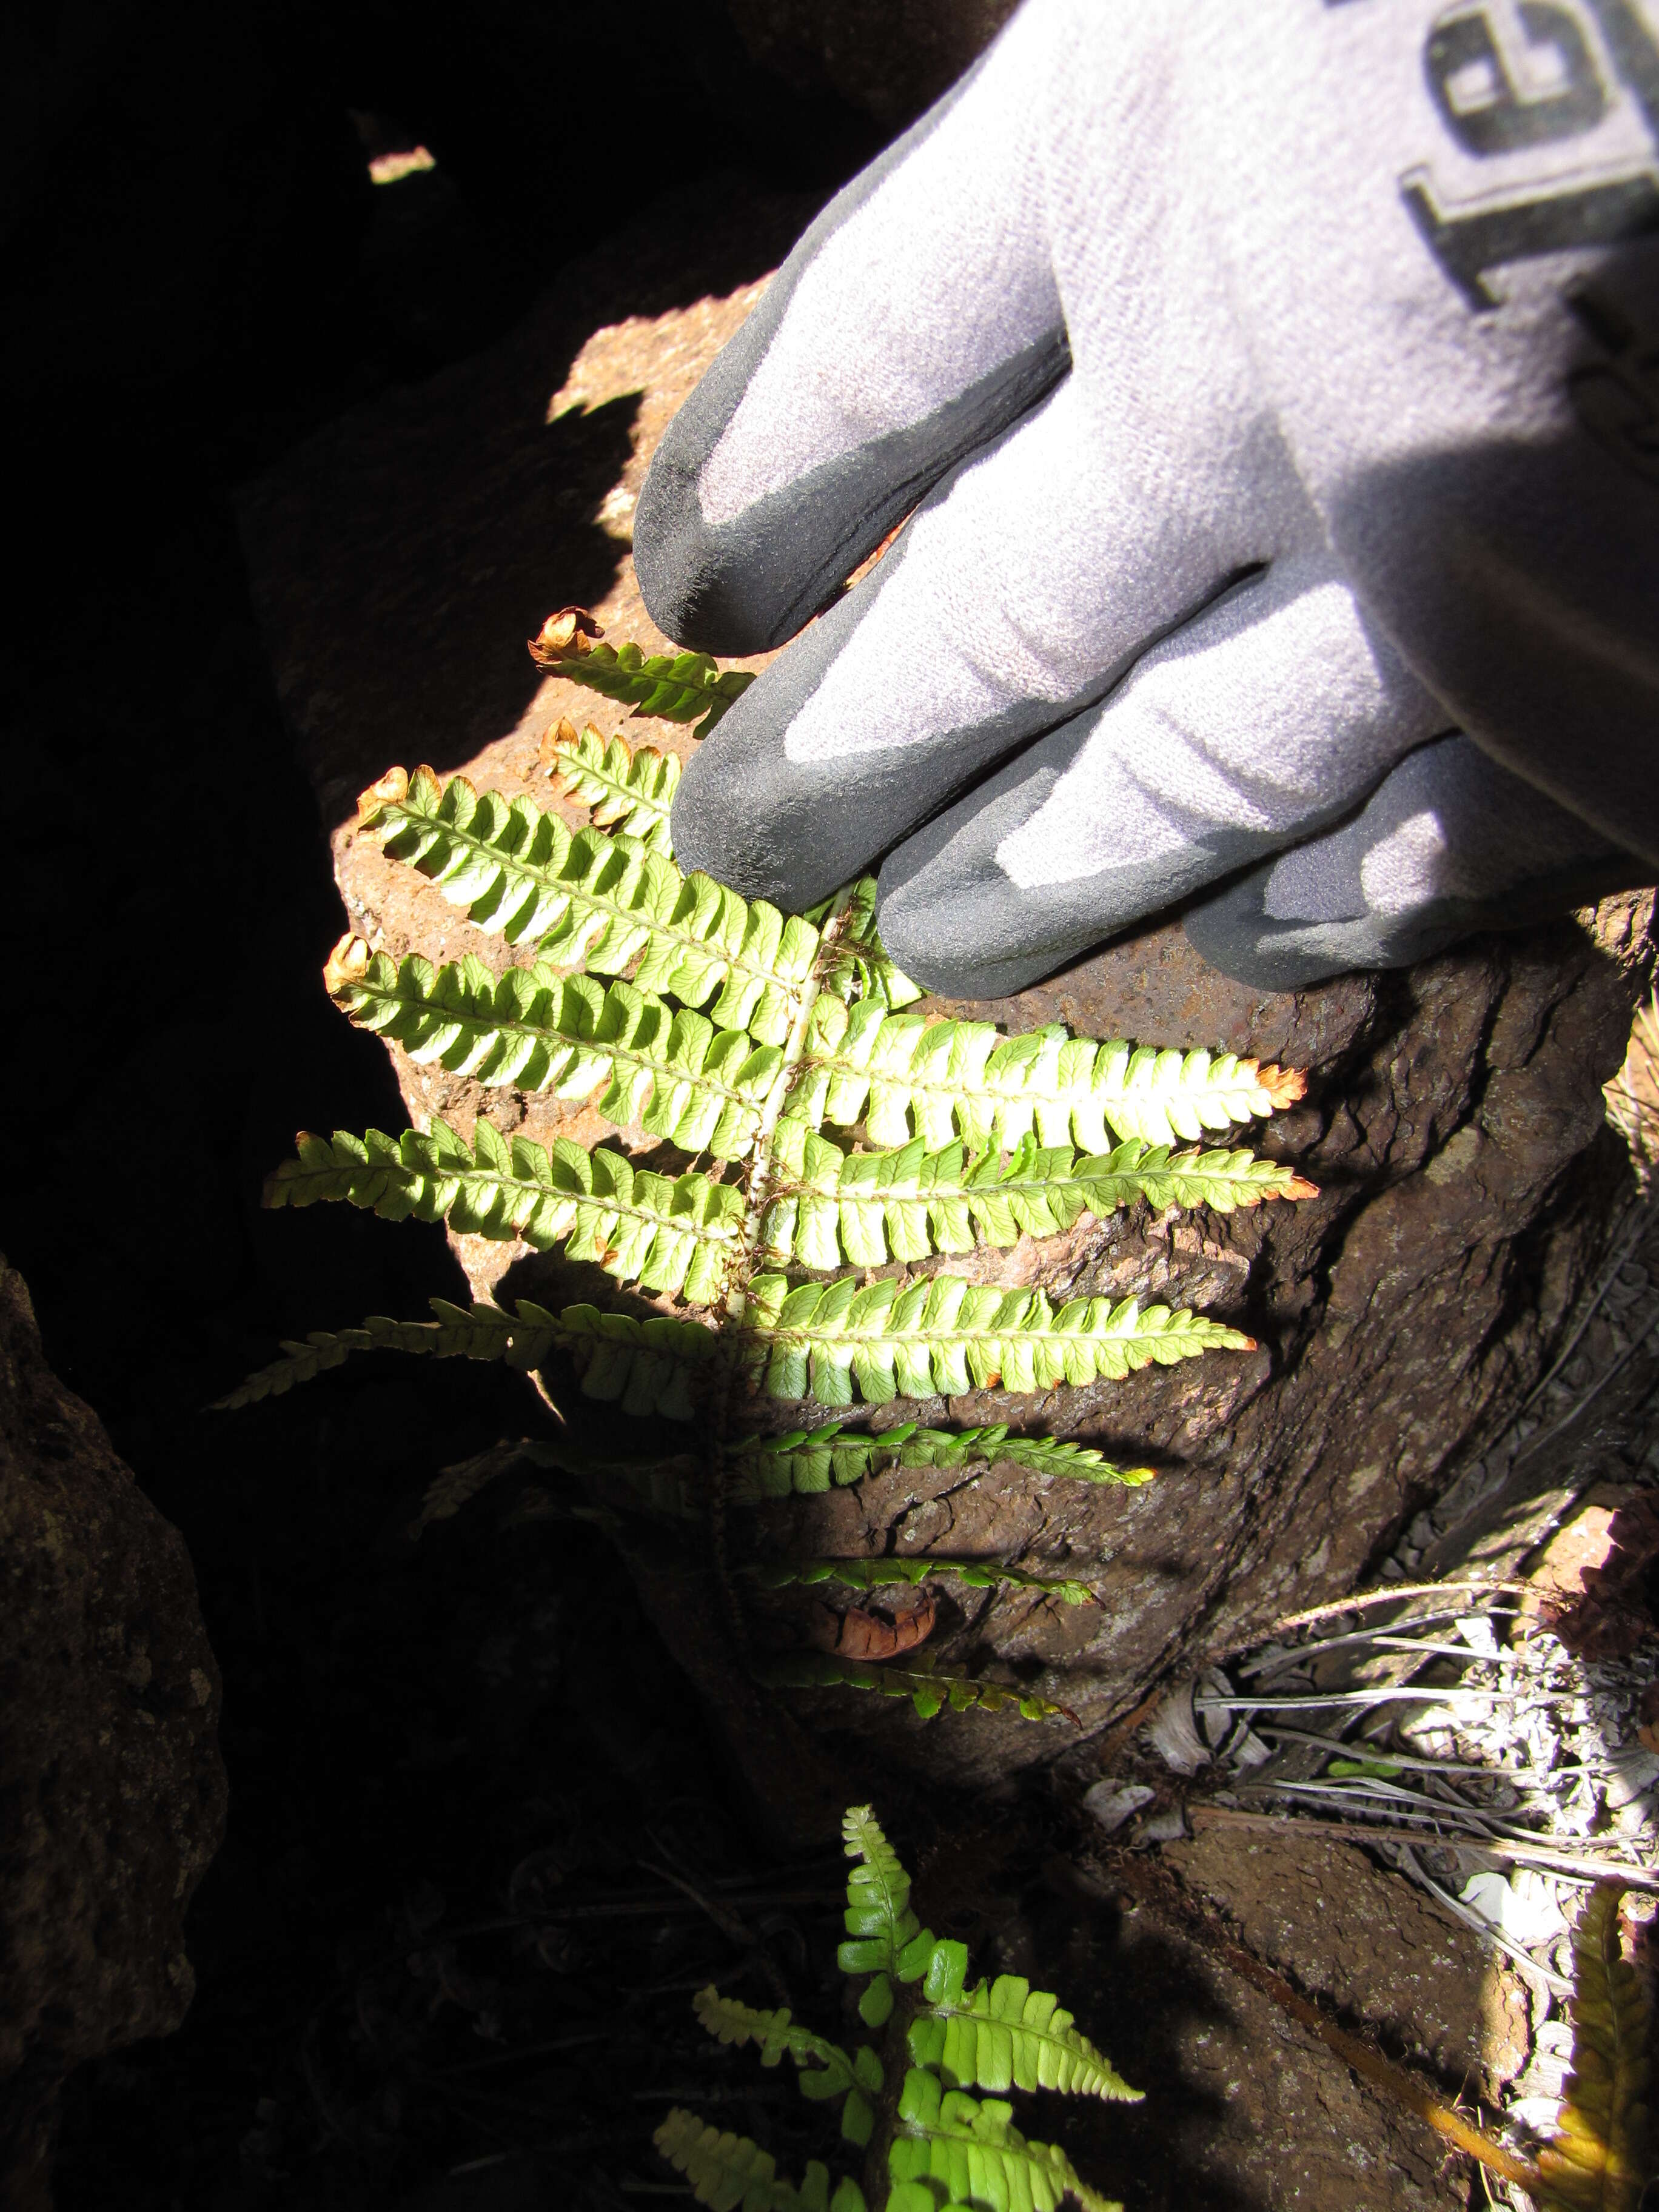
xmin=214 ymin=1295 xmax=715 ymax=1419
xmin=357 ymin=765 xmax=817 ymax=1046
xmin=727 ymin=1422 xmax=1155 ymax=1495
xmin=750 ymin=1557 xmax=1094 ymax=1605
xmin=661 ymin=1803 xmax=1128 ymax=2208
xmin=545 ymin=719 xmax=679 ymax=848
xmin=266 ymin=1122 xmax=741 ymax=1305
xmin=529 ymin=607 xmax=756 ymax=740
xmin=326 ymin=948 xmax=781 ymax=1160
xmin=745 ymin=1273 xmax=1254 ymax=1407
xmin=762 ymin=1121 xmax=1313 ymax=1267
xmin=1533 ymin=1882 xmax=1652 ymax=2212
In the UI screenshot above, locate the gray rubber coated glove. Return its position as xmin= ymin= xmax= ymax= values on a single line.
xmin=635 ymin=0 xmax=1659 ymax=996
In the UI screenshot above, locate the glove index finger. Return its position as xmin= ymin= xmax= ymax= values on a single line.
xmin=635 ymin=10 xmax=1068 ymax=659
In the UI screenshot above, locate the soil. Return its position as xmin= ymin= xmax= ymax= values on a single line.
xmin=8 ymin=32 xmax=1659 ymax=2212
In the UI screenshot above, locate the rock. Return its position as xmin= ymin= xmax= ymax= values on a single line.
xmin=240 ymin=177 xmax=1654 ymax=1832
xmin=726 ymin=0 xmax=1019 ymax=126
xmin=0 ymin=1259 xmax=226 ymax=2208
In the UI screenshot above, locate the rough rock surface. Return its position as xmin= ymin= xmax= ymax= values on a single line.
xmin=240 ymin=179 xmax=1654 ymax=1822
xmin=1048 ymin=1832 xmax=1528 ymax=2211
xmin=0 ymin=1260 xmax=226 ymax=2208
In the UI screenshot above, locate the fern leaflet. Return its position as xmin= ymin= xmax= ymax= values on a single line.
xmin=213 ymin=1295 xmax=714 ymax=1419
xmin=762 ymin=1121 xmax=1313 ymax=1267
xmin=889 ymin=2070 xmax=1119 ymax=2212
xmin=907 ymin=1971 xmax=1141 ymax=2102
xmin=358 ymin=765 xmax=817 ymax=1046
xmin=654 ymin=2110 xmax=859 ymax=2212
xmin=745 ymin=1273 xmax=1254 ymax=1406
xmin=794 ymin=996 xmax=1304 ymax=1151
xmin=266 ymin=1121 xmax=740 ymax=1305
xmin=544 ymin=718 xmax=680 ymax=847
xmin=751 ymin=1556 xmax=1094 ymax=1604
xmin=761 ymin=1654 xmax=1075 ymax=1723
xmin=327 ymin=948 xmax=780 ymax=1160
xmin=727 ymin=1421 xmax=1155 ymax=1495
xmin=529 ymin=606 xmax=756 ymax=740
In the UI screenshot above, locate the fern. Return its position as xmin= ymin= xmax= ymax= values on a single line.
xmin=727 ymin=1422 xmax=1155 ymax=1495
xmin=357 ymin=764 xmax=817 ymax=1046
xmin=743 ymin=1273 xmax=1253 ymax=1406
xmin=1533 ymin=1882 xmax=1652 ymax=2212
xmin=657 ymin=1803 xmax=1131 ymax=2210
xmin=761 ymin=1121 xmax=1313 ymax=1267
xmin=234 ymin=607 xmax=1315 ymax=1729
xmin=266 ymin=1122 xmax=741 ymax=1305
xmin=792 ymin=995 xmax=1304 ymax=1152
xmin=544 ymin=718 xmax=680 ymax=848
xmin=327 ymin=952 xmax=782 ymax=1159
xmin=529 ymin=605 xmax=756 ymax=739
xmin=751 ymin=1557 xmax=1094 ymax=1605
xmin=213 ymin=1295 xmax=715 ymax=1419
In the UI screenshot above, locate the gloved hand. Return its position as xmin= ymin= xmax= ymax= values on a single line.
xmin=634 ymin=0 xmax=1658 ymax=996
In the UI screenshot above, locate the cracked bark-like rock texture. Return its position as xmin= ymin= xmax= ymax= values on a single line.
xmin=240 ymin=178 xmax=1654 ymax=1826
xmin=0 ymin=1260 xmax=226 ymax=2208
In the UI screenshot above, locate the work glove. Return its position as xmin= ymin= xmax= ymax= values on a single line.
xmin=634 ymin=0 xmax=1658 ymax=996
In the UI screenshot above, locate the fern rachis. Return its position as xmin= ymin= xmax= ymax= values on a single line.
xmin=229 ymin=606 xmax=1316 ymax=1724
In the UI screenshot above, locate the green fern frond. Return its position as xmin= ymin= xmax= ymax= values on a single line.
xmin=907 ymin=1969 xmax=1142 ymax=2103
xmin=328 ymin=951 xmax=780 ymax=1160
xmin=836 ymin=1805 xmax=930 ymax=1978
xmin=546 ymin=721 xmax=679 ymax=848
xmin=727 ymin=1421 xmax=1155 ymax=1496
xmin=357 ymin=766 xmax=817 ymax=1046
xmin=1534 ymin=1883 xmax=1652 ymax=2212
xmin=266 ymin=1122 xmax=740 ymax=1305
xmin=761 ymin=1122 xmax=1314 ymax=1269
xmin=529 ymin=614 xmax=756 ymax=740
xmin=743 ymin=1273 xmax=1254 ymax=1406
xmin=793 ymin=998 xmax=1305 ymax=1152
xmin=890 ymin=2071 xmax=1120 ymax=2212
xmin=765 ymin=1655 xmax=1073 ymax=1724
xmin=653 ymin=2110 xmax=859 ymax=2212
xmin=750 ymin=1557 xmax=1093 ymax=1605
xmin=216 ymin=1295 xmax=714 ymax=1418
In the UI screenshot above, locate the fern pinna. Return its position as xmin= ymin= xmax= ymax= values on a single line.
xmin=223 ymin=607 xmax=1316 ymax=1726
xmin=657 ymin=1803 xmax=1136 ymax=2212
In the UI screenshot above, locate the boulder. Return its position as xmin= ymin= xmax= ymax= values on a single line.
xmin=240 ymin=179 xmax=1654 ymax=1830
xmin=0 ymin=1261 xmax=226 ymax=2208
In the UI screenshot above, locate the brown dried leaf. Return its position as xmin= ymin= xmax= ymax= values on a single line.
xmin=529 ymin=606 xmax=604 ymax=665
xmin=804 ymin=1592 xmax=937 ymax=1663
xmin=357 ymin=764 xmax=409 ymax=822
xmin=1255 ymin=1062 xmax=1307 ymax=1111
xmin=538 ymin=714 xmax=581 ymax=768
xmin=323 ymin=933 xmax=370 ymax=997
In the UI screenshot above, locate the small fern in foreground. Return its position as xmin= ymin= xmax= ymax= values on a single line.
xmin=1532 ymin=1882 xmax=1652 ymax=2212
xmin=656 ymin=1804 xmax=1134 ymax=2211
xmin=223 ymin=606 xmax=1317 ymax=1724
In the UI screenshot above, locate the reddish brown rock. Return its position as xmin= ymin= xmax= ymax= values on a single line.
xmin=0 ymin=1259 xmax=226 ymax=2208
